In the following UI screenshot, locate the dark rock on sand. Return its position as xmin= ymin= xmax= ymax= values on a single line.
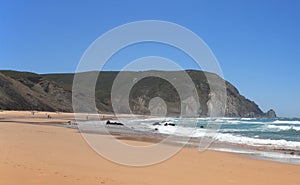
xmin=106 ymin=120 xmax=124 ymax=126
xmin=164 ymin=123 xmax=176 ymax=126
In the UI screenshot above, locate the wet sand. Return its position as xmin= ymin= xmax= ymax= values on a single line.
xmin=0 ymin=111 xmax=300 ymax=185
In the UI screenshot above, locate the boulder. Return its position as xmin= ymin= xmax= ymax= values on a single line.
xmin=164 ymin=123 xmax=176 ymax=126
xmin=106 ymin=120 xmax=124 ymax=126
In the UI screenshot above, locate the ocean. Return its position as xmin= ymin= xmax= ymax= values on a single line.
xmin=76 ymin=117 xmax=300 ymax=165
xmin=127 ymin=117 xmax=300 ymax=164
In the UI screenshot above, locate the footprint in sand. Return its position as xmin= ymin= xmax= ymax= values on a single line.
xmin=97 ymin=177 xmax=120 ymax=185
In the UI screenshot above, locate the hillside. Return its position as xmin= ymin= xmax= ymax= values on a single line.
xmin=0 ymin=71 xmax=72 ymax=112
xmin=0 ymin=70 xmax=274 ymax=117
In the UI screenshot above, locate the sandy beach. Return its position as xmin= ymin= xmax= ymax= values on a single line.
xmin=0 ymin=111 xmax=300 ymax=185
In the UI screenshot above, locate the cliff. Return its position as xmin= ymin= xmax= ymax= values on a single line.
xmin=0 ymin=70 xmax=275 ymax=117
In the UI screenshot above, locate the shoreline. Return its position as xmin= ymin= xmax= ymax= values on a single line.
xmin=1 ymin=111 xmax=300 ymax=184
xmin=1 ymin=110 xmax=300 ymax=165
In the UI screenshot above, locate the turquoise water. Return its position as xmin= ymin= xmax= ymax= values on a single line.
xmin=81 ymin=117 xmax=300 ymax=164
xmin=216 ymin=118 xmax=300 ymax=142
xmin=135 ymin=117 xmax=300 ymax=151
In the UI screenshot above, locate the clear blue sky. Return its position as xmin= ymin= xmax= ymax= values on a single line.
xmin=0 ymin=0 xmax=300 ymax=118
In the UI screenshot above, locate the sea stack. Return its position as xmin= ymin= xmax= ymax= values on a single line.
xmin=265 ymin=109 xmax=277 ymax=118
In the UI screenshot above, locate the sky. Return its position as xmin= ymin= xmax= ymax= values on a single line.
xmin=0 ymin=0 xmax=300 ymax=118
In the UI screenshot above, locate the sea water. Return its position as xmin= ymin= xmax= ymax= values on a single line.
xmin=128 ymin=117 xmax=300 ymax=164
xmin=77 ymin=117 xmax=300 ymax=164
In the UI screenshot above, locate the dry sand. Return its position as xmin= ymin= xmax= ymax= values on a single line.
xmin=0 ymin=111 xmax=299 ymax=185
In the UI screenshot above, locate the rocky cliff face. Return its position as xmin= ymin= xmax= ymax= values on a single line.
xmin=225 ymin=81 xmax=264 ymax=117
xmin=0 ymin=71 xmax=72 ymax=112
xmin=0 ymin=70 xmax=275 ymax=117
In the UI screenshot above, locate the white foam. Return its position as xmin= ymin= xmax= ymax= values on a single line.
xmin=220 ymin=120 xmax=265 ymax=124
xmin=226 ymin=120 xmax=241 ymax=124
xmin=154 ymin=125 xmax=207 ymax=137
xmin=272 ymin=120 xmax=300 ymax=124
xmin=241 ymin=118 xmax=256 ymax=121
xmin=218 ymin=117 xmax=239 ymax=120
xmin=210 ymin=147 xmax=256 ymax=154
xmin=258 ymin=151 xmax=300 ymax=159
xmin=267 ymin=124 xmax=300 ymax=131
xmin=214 ymin=119 xmax=224 ymax=123
xmin=212 ymin=147 xmax=300 ymax=165
xmin=215 ymin=133 xmax=300 ymax=150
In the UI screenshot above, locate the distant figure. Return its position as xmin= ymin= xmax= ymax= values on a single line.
xmin=86 ymin=116 xmax=89 ymax=120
